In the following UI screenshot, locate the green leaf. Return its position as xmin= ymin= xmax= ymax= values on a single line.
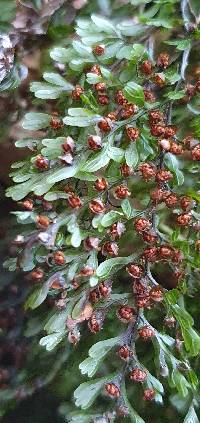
xmin=125 ymin=142 xmax=139 ymax=167
xmin=3 ymin=257 xmax=17 ymax=272
xmin=25 ymin=285 xmax=49 ymax=310
xmin=148 ymin=18 xmax=174 ymax=28
xmin=50 ymin=47 xmax=75 ymax=63
xmin=15 ymin=139 xmax=39 ymax=149
xmin=184 ymin=404 xmax=199 ymax=423
xmin=102 ymin=41 xmax=124 ymax=60
xmin=171 ymin=369 xmax=190 ymax=397
xmin=191 ymin=117 xmax=200 ymax=137
xmin=171 ymin=304 xmax=194 ymax=329
xmin=74 ymin=374 xmax=116 ymax=410
xmin=63 ymin=116 xmax=94 ymax=127
xmin=81 ymin=147 xmax=110 ymax=172
xmin=146 ymin=371 xmax=164 ymax=394
xmin=86 ymin=73 xmax=102 ymax=84
xmin=30 ymin=73 xmax=73 ymax=99
xmin=6 ymin=173 xmax=54 ymax=201
xmin=116 ymin=45 xmax=133 ymax=59
xmin=39 ymin=333 xmax=64 ymax=351
xmin=44 ymin=310 xmax=68 ymax=334
xmin=72 ymin=41 xmax=93 ymax=58
xmin=108 ymin=146 xmax=124 ymax=162
xmin=130 ymin=43 xmax=145 ymax=60
xmin=182 ymin=327 xmax=200 ymax=356
xmin=71 ymin=226 xmax=82 ymax=248
xmin=71 ymin=295 xmax=87 ymax=320
xmin=131 ymin=0 xmax=151 ymax=4
xmin=101 ymin=211 xmax=124 ymax=228
xmin=46 ymin=163 xmax=79 ymax=184
xmin=68 ymin=108 xmax=94 ymax=117
xmin=165 ymin=39 xmax=191 ymax=51
xmin=138 ymin=135 xmax=154 ymax=161
xmin=22 ymin=113 xmax=51 ymax=130
xmin=121 ymin=382 xmax=145 ymax=423
xmin=96 ymin=255 xmax=134 ymax=279
xmin=117 ymin=22 xmax=147 ymax=37
xmin=165 ymin=69 xmax=181 ymax=84
xmin=79 ymin=336 xmax=121 ymax=377
xmin=91 ymin=14 xmax=116 ymax=34
xmin=124 ymin=82 xmax=145 ymax=106
xmin=68 ymin=414 xmax=93 ymax=423
xmin=165 ymin=90 xmax=185 ymax=100
xmin=165 ymin=289 xmax=180 ymax=305
xmin=121 ymin=199 xmax=134 ymax=219
xmin=164 ymin=153 xmax=184 ymax=186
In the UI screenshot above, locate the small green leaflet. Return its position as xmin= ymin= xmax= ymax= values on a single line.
xmin=50 ymin=47 xmax=75 ymax=63
xmin=79 ymin=336 xmax=121 ymax=377
xmin=46 ymin=162 xmax=79 ymax=184
xmin=165 ymin=90 xmax=185 ymax=100
xmin=170 ymin=304 xmax=194 ymax=328
xmin=25 ymin=284 xmax=50 ymax=310
xmin=96 ymin=255 xmax=134 ymax=279
xmin=74 ymin=373 xmax=116 ymax=410
xmin=68 ymin=414 xmax=94 ymax=423
xmin=30 ymin=73 xmax=73 ymax=99
xmin=63 ymin=108 xmax=96 ymax=127
xmin=91 ymin=14 xmax=116 ymax=34
xmin=22 ymin=113 xmax=51 ymax=130
xmin=190 ymin=116 xmax=200 ymax=137
xmin=81 ymin=147 xmax=110 ymax=173
xmin=164 ymin=153 xmax=184 ymax=186
xmin=170 ymin=369 xmax=190 ymax=397
xmin=39 ymin=333 xmax=64 ymax=351
xmin=3 ymin=257 xmax=17 ymax=272
xmin=137 ymin=135 xmax=154 ymax=161
xmin=182 ymin=327 xmax=200 ymax=357
xmin=44 ymin=310 xmax=68 ymax=334
xmin=86 ymin=72 xmax=102 ymax=84
xmin=121 ymin=382 xmax=145 ymax=423
xmin=108 ymin=146 xmax=124 ymax=163
xmin=117 ymin=22 xmax=147 ymax=37
xmin=124 ymin=81 xmax=145 ymax=107
xmin=147 ymin=18 xmax=174 ymax=29
xmin=131 ymin=0 xmax=151 ymax=4
xmin=72 ymin=41 xmax=93 ymax=58
xmin=183 ymin=404 xmax=199 ymax=423
xmin=101 ymin=211 xmax=124 ymax=227
xmin=125 ymin=142 xmax=139 ymax=167
xmin=165 ymin=69 xmax=181 ymax=85
xmin=170 ymin=304 xmax=200 ymax=356
xmin=116 ymin=45 xmax=133 ymax=59
xmin=165 ymin=39 xmax=191 ymax=51
xmin=102 ymin=41 xmax=124 ymax=60
xmin=121 ymin=199 xmax=139 ymax=219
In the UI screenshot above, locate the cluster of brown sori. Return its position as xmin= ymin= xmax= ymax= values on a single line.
xmin=15 ymin=48 xmax=200 ymax=408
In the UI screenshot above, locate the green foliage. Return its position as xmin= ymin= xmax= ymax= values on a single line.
xmin=3 ymin=0 xmax=200 ymax=422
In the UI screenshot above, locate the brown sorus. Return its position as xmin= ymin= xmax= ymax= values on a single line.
xmin=53 ymin=251 xmax=65 ymax=266
xmin=105 ymin=383 xmax=120 ymax=398
xmin=94 ymin=177 xmax=108 ymax=191
xmin=36 ymin=215 xmax=50 ymax=228
xmin=35 ymin=155 xmax=49 ymax=171
xmin=89 ymin=199 xmax=106 ymax=214
xmin=68 ymin=195 xmax=82 ymax=209
xmin=87 ymin=135 xmax=102 ymax=150
xmin=93 ymin=44 xmax=105 ymax=56
xmin=71 ymin=85 xmax=84 ymax=100
xmin=130 ymin=368 xmax=147 ymax=382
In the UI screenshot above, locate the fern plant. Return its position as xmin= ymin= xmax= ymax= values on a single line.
xmin=5 ymin=1 xmax=200 ymax=421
